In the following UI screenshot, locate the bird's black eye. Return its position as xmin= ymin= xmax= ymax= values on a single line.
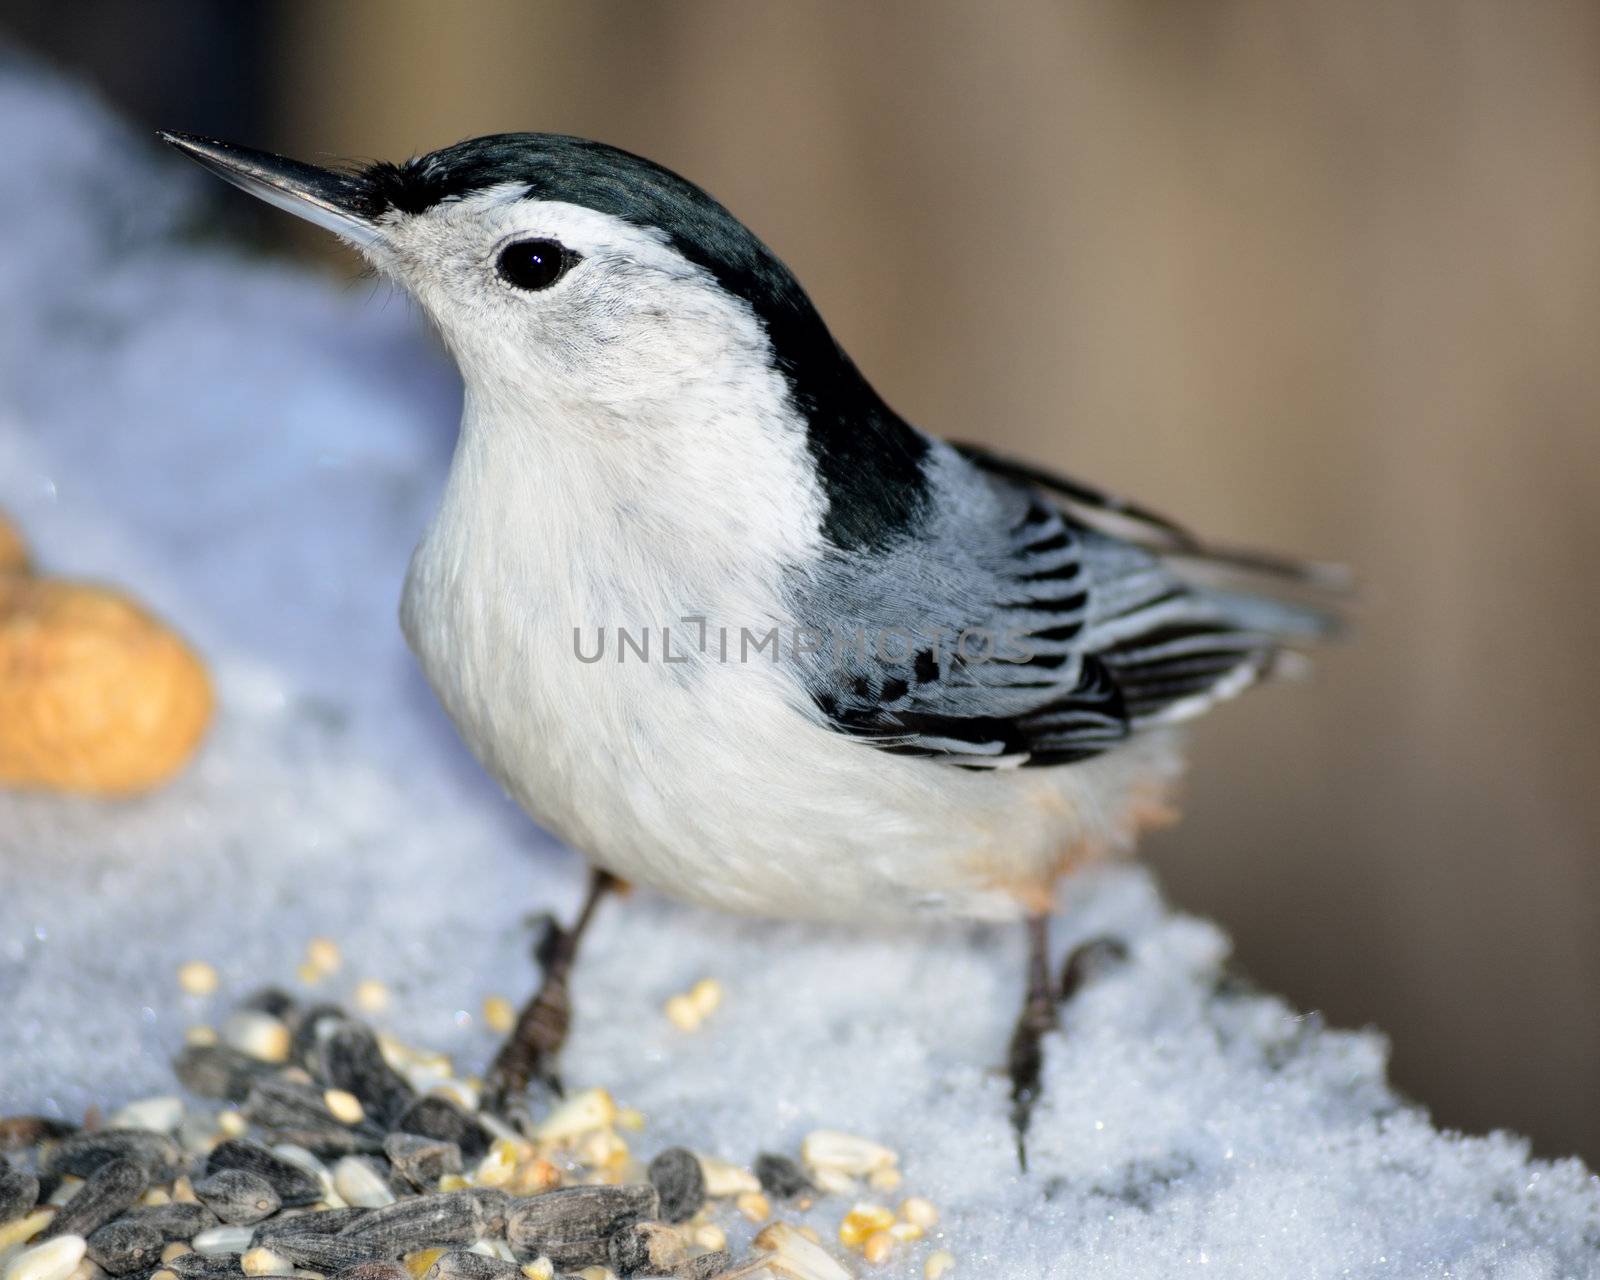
xmin=496 ymin=239 xmax=576 ymax=291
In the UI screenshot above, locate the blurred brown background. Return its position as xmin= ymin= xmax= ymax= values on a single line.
xmin=6 ymin=1 xmax=1597 ymax=1164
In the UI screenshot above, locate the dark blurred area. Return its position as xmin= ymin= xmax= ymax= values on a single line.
xmin=6 ymin=0 xmax=1597 ymax=1165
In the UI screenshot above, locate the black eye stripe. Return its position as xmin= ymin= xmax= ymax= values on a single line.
xmin=497 ymin=239 xmax=578 ymax=291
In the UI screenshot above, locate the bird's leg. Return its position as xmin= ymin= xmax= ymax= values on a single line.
xmin=485 ymin=868 xmax=617 ymax=1111
xmin=1007 ymin=912 xmax=1056 ymax=1172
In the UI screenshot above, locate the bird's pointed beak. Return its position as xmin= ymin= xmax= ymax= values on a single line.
xmin=159 ymin=131 xmax=386 ymax=248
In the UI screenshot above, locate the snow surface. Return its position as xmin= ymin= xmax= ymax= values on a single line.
xmin=2 ymin=57 xmax=1598 ymax=1279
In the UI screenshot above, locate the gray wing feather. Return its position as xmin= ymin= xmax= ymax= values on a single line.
xmin=785 ymin=441 xmax=1338 ymax=769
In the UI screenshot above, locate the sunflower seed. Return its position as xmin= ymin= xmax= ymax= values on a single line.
xmin=605 ymin=1223 xmax=685 ymax=1278
xmin=40 ymin=1161 xmax=146 ymax=1242
xmin=671 ymin=1250 xmax=732 ymax=1280
xmin=251 ymin=1208 xmax=369 ymax=1247
xmin=329 ymin=1264 xmax=408 ymax=1280
xmin=0 ymin=1163 xmax=40 ymax=1227
xmin=1 ymin=1233 xmax=86 ymax=1280
xmin=504 ymin=1186 xmax=658 ymax=1270
xmin=116 ymin=1204 xmax=217 ymax=1243
xmin=172 ymin=1048 xmax=273 ymax=1105
xmin=380 ymin=1137 xmax=460 ymax=1194
xmin=752 ymin=1155 xmax=811 ymax=1203
xmin=243 ymin=1083 xmax=383 ymax=1156
xmin=42 ymin=1134 xmax=181 ymax=1185
xmin=645 ymin=1151 xmax=703 ymax=1225
xmin=204 ymin=1144 xmax=321 ymax=1210
xmin=308 ymin=1026 xmax=414 ymax=1130
xmin=85 ymin=1221 xmax=163 ymax=1275
xmin=391 ymin=1103 xmax=489 ymax=1165
xmin=286 ymin=1007 xmax=347 ymax=1070
xmin=421 ymin=1251 xmax=521 ymax=1280
xmin=338 ymin=1193 xmax=483 ymax=1254
xmin=192 ymin=1172 xmax=281 ymax=1227
xmin=162 ymin=1252 xmax=245 ymax=1280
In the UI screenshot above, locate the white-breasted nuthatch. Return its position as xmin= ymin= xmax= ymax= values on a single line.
xmin=161 ymin=130 xmax=1343 ymax=1157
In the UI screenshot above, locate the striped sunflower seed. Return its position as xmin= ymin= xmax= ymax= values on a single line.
xmin=192 ymin=1171 xmax=281 ymax=1227
xmin=42 ymin=1133 xmax=181 ymax=1184
xmin=420 ymin=1251 xmax=522 ymax=1280
xmin=645 ymin=1150 xmax=703 ymax=1225
xmin=380 ymin=1137 xmax=460 ymax=1195
xmin=171 ymin=1047 xmax=274 ymax=1105
xmin=505 ymin=1186 xmax=658 ymax=1270
xmin=40 ymin=1159 xmax=147 ymax=1242
xmin=85 ymin=1221 xmax=164 ymax=1275
xmin=391 ymin=1102 xmax=489 ymax=1164
xmin=0 ymin=1162 xmax=40 ymax=1227
xmin=307 ymin=1024 xmax=415 ymax=1129
xmin=204 ymin=1144 xmax=321 ymax=1210
xmin=338 ymin=1193 xmax=484 ymax=1254
xmin=116 ymin=1203 xmax=217 ymax=1243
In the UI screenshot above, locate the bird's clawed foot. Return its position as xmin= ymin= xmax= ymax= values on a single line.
xmin=483 ymin=870 xmax=617 ymax=1116
xmin=1007 ymin=924 xmax=1129 ymax=1172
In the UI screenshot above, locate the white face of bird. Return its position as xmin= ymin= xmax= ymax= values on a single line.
xmin=157 ymin=134 xmax=784 ymax=432
xmin=366 ymin=185 xmax=772 ymax=419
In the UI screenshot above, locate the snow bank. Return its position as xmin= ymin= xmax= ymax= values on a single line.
xmin=2 ymin=57 xmax=1597 ymax=1279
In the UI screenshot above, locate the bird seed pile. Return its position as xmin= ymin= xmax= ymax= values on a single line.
xmin=0 ymin=977 xmax=953 ymax=1280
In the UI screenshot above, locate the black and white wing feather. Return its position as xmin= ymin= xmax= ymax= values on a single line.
xmin=786 ymin=441 xmax=1339 ymax=769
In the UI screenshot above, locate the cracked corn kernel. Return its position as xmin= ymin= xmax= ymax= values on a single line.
xmin=862 ymin=1231 xmax=894 ymax=1265
xmin=615 ymin=1108 xmax=645 ymax=1132
xmin=520 ymin=1264 xmax=553 ymax=1280
xmin=691 ymin=1225 xmax=725 ymax=1252
xmin=177 ymin=962 xmax=219 ymax=997
xmin=924 ymin=1250 xmax=956 ymax=1279
xmin=304 ymin=938 xmax=341 ymax=976
xmin=403 ymin=1251 xmax=446 ymax=1280
xmin=216 ymin=1110 xmax=247 ymax=1138
xmin=663 ymin=995 xmax=699 ymax=1032
xmin=159 ymin=1247 xmax=189 ymax=1263
xmin=839 ymin=1204 xmax=895 ymax=1249
xmin=899 ymin=1197 xmax=938 ymax=1229
xmin=240 ymin=1249 xmax=291 ymax=1277
xmin=867 ymin=1167 xmax=902 ymax=1192
xmin=687 ymin=978 xmax=723 ymax=1018
xmin=472 ymin=1139 xmax=520 ymax=1188
xmin=531 ymin=1088 xmax=615 ymax=1143
xmin=481 ymin=996 xmax=515 ymax=1035
xmin=353 ymin=980 xmax=390 ymax=1014
xmin=0 ymin=1209 xmax=54 ymax=1251
xmin=508 ymin=1158 xmax=561 ymax=1197
xmin=734 ymin=1192 xmax=769 ymax=1223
